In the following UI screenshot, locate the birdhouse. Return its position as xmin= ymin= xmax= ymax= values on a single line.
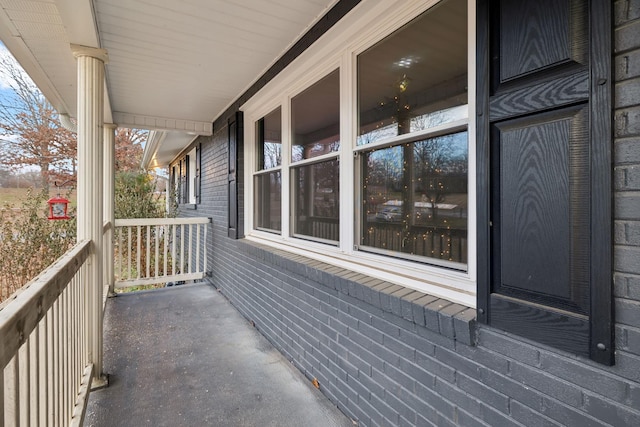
xmin=47 ymin=196 xmax=70 ymax=220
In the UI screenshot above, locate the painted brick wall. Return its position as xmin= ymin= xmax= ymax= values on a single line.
xmin=614 ymin=0 xmax=640 ymax=380
xmin=175 ymin=2 xmax=640 ymax=425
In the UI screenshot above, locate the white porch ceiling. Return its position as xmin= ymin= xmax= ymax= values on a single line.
xmin=0 ymin=0 xmax=339 ymax=166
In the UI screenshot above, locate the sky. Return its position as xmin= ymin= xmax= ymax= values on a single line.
xmin=0 ymin=40 xmax=23 ymax=111
xmin=0 ymin=41 xmax=42 ymax=173
xmin=0 ymin=41 xmax=17 ymax=90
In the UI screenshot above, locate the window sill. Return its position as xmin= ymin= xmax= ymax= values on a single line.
xmin=244 ymin=231 xmax=475 ymax=307
xmin=238 ymin=239 xmax=477 ymax=346
xmin=182 ymin=203 xmax=197 ymax=210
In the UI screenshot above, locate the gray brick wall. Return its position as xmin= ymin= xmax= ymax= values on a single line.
xmin=171 ymin=2 xmax=640 ymax=425
xmin=614 ymin=0 xmax=640 ymax=378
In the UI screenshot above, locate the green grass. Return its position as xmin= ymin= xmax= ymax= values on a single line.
xmin=0 ymin=187 xmax=77 ymax=208
xmin=0 ymin=188 xmax=32 ymax=205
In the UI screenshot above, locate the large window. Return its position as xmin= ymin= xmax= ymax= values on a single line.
xmin=246 ymin=0 xmax=474 ymax=304
xmin=291 ymin=70 xmax=340 ymax=243
xmin=356 ymin=0 xmax=468 ymax=267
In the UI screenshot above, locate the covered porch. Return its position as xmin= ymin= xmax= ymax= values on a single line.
xmin=0 ymin=0 xmax=348 ymax=425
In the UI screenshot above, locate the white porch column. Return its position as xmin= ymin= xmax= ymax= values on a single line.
xmin=72 ymin=44 xmax=109 ymax=387
xmin=104 ymin=123 xmax=117 ymax=296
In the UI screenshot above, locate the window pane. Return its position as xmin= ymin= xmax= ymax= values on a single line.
xmin=257 ymin=107 xmax=282 ymax=169
xmin=360 ymin=131 xmax=468 ymax=265
xmin=292 ymin=70 xmax=340 ymax=162
xmin=357 ymin=0 xmax=467 ymax=145
xmin=292 ymin=159 xmax=340 ymax=242
xmin=254 ymin=171 xmax=282 ymax=232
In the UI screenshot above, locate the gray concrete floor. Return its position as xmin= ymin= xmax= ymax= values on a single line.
xmin=84 ymin=283 xmax=354 ymax=427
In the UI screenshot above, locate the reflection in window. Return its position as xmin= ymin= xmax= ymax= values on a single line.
xmin=257 ymin=108 xmax=282 ymax=170
xmin=357 ymin=0 xmax=467 ymax=145
xmin=292 ymin=159 xmax=340 ymax=242
xmin=291 ymin=70 xmax=340 ymax=162
xmin=254 ymin=171 xmax=282 ymax=232
xmin=361 ymin=131 xmax=468 ymax=264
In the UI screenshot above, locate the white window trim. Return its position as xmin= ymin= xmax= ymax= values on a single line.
xmin=243 ymin=0 xmax=477 ymax=308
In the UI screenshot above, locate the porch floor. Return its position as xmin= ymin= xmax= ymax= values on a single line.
xmin=84 ymin=283 xmax=353 ymax=427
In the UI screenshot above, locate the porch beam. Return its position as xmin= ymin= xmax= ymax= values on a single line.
xmin=112 ymin=112 xmax=212 ymax=135
xmin=72 ymin=43 xmax=109 ymax=388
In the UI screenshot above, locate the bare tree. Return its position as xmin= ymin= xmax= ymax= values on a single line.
xmin=0 ymin=47 xmax=149 ymax=190
xmin=0 ymin=49 xmax=76 ymax=191
xmin=115 ymin=128 xmax=146 ymax=172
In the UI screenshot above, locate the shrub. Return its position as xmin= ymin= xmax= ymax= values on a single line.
xmin=115 ymin=171 xmax=165 ymax=219
xmin=0 ymin=189 xmax=76 ymax=303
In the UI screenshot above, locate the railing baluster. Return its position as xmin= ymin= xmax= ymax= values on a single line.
xmin=80 ymin=264 xmax=87 ymax=385
xmin=205 ymin=222 xmax=208 ymax=276
xmin=58 ymin=298 xmax=64 ymax=427
xmin=117 ymin=227 xmax=122 ymax=281
xmin=155 ymin=225 xmax=160 ymax=278
xmin=46 ymin=309 xmax=53 ymax=426
xmin=63 ymin=287 xmax=70 ymax=426
xmin=187 ymin=224 xmax=192 ymax=274
xmin=29 ymin=327 xmax=38 ymax=427
xmin=163 ymin=225 xmax=168 ymax=276
xmin=127 ymin=227 xmax=132 ymax=281
xmin=137 ymin=225 xmax=142 ymax=280
xmin=19 ymin=338 xmax=29 ymax=426
xmin=180 ymin=224 xmax=185 ymax=275
xmin=60 ymin=291 xmax=67 ymax=426
xmin=54 ymin=298 xmax=61 ymax=426
xmin=172 ymin=225 xmax=177 ymax=275
xmin=196 ymin=223 xmax=201 ymax=274
xmin=72 ymin=276 xmax=83 ymax=404
xmin=146 ymin=225 xmax=151 ymax=278
xmin=38 ymin=316 xmax=46 ymax=427
xmin=6 ymin=355 xmax=18 ymax=426
xmin=51 ymin=288 xmax=57 ymax=427
xmin=70 ymin=277 xmax=76 ymax=418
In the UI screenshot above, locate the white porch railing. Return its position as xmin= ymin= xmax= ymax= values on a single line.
xmin=0 ymin=241 xmax=93 ymax=427
xmin=113 ymin=217 xmax=210 ymax=288
xmin=0 ymin=217 xmax=210 ymax=426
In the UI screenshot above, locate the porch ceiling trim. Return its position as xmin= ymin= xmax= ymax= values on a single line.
xmin=113 ymin=112 xmax=212 ymax=135
xmin=212 ymin=0 xmax=363 ymax=132
xmin=141 ymin=130 xmax=166 ymax=170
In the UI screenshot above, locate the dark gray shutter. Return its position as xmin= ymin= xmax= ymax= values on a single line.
xmin=182 ymin=156 xmax=189 ymax=204
xmin=477 ymin=0 xmax=613 ymax=364
xmin=195 ymin=144 xmax=201 ymax=204
xmin=228 ymin=112 xmax=243 ymax=239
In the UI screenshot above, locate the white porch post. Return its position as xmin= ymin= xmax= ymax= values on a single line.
xmin=104 ymin=124 xmax=117 ymax=296
xmin=72 ymin=44 xmax=109 ymax=387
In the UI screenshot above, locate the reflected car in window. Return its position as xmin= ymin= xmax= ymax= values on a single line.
xmin=376 ymin=206 xmax=402 ymax=222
